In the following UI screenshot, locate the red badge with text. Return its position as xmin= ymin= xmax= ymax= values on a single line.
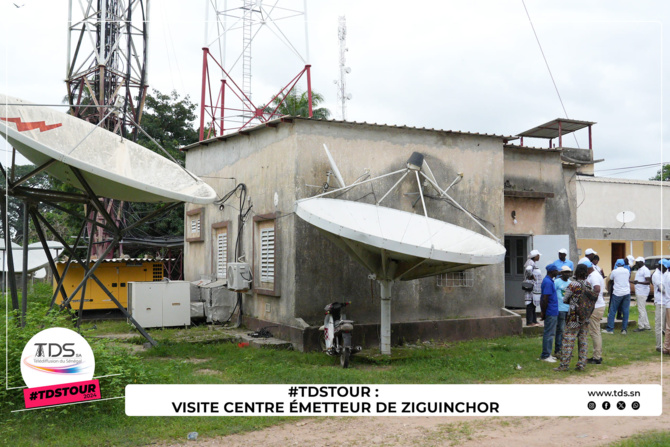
xmin=21 ymin=328 xmax=100 ymax=409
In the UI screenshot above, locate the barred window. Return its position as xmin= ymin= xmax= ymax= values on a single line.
xmin=254 ymin=216 xmax=278 ymax=295
xmin=260 ymin=227 xmax=275 ymax=283
xmin=186 ymin=208 xmax=204 ymax=242
xmin=215 ymin=228 xmax=228 ymax=279
xmin=436 ymin=270 xmax=474 ymax=287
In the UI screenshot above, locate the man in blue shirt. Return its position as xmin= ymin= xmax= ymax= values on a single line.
xmin=553 ymin=248 xmax=574 ymax=271
xmin=539 ymin=263 xmax=560 ymax=362
xmin=554 ymin=265 xmax=572 ymax=357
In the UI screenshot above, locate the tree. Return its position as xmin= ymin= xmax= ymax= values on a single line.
xmin=124 ymin=90 xmax=200 ymax=243
xmin=650 ymin=164 xmax=670 ymax=182
xmin=265 ymin=88 xmax=331 ymax=119
xmin=135 ymin=89 xmax=199 ymax=165
xmin=0 ymin=165 xmax=55 ymax=244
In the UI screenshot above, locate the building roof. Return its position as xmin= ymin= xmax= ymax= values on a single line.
xmin=517 ymin=118 xmax=596 ymax=139
xmin=577 ymin=175 xmax=670 ymax=187
xmin=56 ymin=257 xmax=175 ymax=264
xmin=504 ymin=143 xmax=563 ymax=152
xmin=182 ymin=116 xmax=518 ymax=151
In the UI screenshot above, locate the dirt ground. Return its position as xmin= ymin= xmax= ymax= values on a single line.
xmin=162 ymin=360 xmax=668 ymax=447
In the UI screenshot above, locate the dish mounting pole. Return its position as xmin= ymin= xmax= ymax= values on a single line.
xmin=379 ymin=279 xmax=392 ymax=355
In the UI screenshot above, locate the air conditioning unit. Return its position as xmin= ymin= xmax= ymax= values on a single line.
xmin=227 ymin=263 xmax=251 ymax=292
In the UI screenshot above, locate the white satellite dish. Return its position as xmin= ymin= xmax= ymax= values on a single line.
xmin=296 ymin=198 xmax=505 ymax=281
xmin=0 ymin=94 xmax=216 ymax=204
xmin=616 ymin=211 xmax=636 ymax=224
xmin=296 ymin=152 xmax=506 ymax=355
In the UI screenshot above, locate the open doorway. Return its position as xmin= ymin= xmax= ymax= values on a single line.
xmin=611 ymin=243 xmax=626 ymax=270
xmin=504 ymin=236 xmax=528 ymax=308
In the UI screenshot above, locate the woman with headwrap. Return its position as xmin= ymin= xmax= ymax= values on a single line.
xmin=524 ymin=250 xmax=542 ymax=327
xmin=554 ymin=263 xmax=599 ymax=371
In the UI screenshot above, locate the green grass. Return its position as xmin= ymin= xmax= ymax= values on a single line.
xmin=0 ymin=285 xmax=664 ymax=446
xmin=609 ymin=430 xmax=670 ymax=446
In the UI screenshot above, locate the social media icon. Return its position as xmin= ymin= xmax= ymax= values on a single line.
xmin=602 ymin=401 xmax=611 ymax=410
xmin=631 ymin=401 xmax=640 ymax=410
xmin=617 ymin=401 xmax=626 ymax=410
xmin=587 ymin=401 xmax=596 ymax=410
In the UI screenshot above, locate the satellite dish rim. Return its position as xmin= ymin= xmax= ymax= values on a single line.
xmin=295 ymin=198 xmax=506 ymax=267
xmin=0 ymin=94 xmax=216 ymax=205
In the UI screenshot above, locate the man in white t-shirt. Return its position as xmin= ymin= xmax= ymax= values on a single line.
xmin=652 ymin=260 xmax=666 ymax=352
xmin=603 ymin=259 xmax=631 ymax=335
xmin=586 ymin=261 xmax=605 ymax=364
xmin=662 ymin=260 xmax=670 ymax=354
xmin=632 ymin=257 xmax=651 ymax=332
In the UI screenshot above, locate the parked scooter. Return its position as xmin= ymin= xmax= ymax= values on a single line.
xmin=319 ymin=301 xmax=362 ymax=368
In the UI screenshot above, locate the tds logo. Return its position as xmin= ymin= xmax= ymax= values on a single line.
xmin=35 ymin=343 xmax=77 ymax=358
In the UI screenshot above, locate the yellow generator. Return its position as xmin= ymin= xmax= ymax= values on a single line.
xmin=54 ymin=259 xmax=164 ymax=310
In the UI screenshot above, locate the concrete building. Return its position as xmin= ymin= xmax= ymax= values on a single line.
xmin=182 ymin=117 xmax=584 ymax=349
xmin=502 ymin=119 xmax=598 ymax=307
xmin=576 ymin=176 xmax=670 ymax=275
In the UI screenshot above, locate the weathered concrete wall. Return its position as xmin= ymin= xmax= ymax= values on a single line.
xmin=183 ymin=119 xmax=510 ymax=341
xmin=503 ymin=147 xmax=577 ymax=261
xmin=184 ymin=124 xmax=299 ymax=327
xmin=291 ymin=120 xmax=506 ymax=326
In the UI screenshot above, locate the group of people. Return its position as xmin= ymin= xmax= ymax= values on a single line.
xmin=523 ymin=248 xmax=670 ymax=372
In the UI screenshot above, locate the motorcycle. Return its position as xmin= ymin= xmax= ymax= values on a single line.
xmin=319 ymin=301 xmax=362 ymax=368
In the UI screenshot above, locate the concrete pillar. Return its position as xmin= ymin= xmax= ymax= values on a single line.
xmin=380 ymin=280 xmax=392 ymax=355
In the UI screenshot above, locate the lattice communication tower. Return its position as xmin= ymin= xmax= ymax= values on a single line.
xmin=200 ymin=0 xmax=312 ymax=139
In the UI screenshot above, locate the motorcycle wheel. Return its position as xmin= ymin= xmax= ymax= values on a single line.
xmin=340 ymin=333 xmax=351 ymax=368
xmin=340 ymin=347 xmax=350 ymax=368
xmin=319 ymin=333 xmax=327 ymax=352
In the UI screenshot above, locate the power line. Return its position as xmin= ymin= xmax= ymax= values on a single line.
xmin=597 ymin=162 xmax=665 ymax=172
xmin=521 ymin=0 xmax=579 ymax=148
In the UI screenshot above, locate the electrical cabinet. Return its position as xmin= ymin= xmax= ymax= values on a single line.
xmin=128 ymin=280 xmax=191 ymax=328
xmin=54 ymin=259 xmax=164 ymax=310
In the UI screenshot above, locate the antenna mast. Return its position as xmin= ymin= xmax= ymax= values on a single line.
xmin=336 ymin=16 xmax=351 ymax=120
xmin=66 ymin=0 xmax=150 ymax=139
xmin=199 ymin=0 xmax=313 ymax=139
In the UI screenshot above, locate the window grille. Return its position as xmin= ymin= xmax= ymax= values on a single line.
xmin=216 ymin=231 xmax=227 ymax=279
xmin=436 ymin=270 xmax=474 ymax=287
xmin=190 ymin=217 xmax=200 ymax=235
xmin=260 ymin=227 xmax=275 ymax=283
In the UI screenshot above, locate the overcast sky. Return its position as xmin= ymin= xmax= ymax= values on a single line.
xmin=1 ymin=0 xmax=668 ymax=180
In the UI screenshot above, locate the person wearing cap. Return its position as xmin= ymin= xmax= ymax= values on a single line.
xmin=652 ymin=260 xmax=667 ymax=352
xmin=539 ymin=263 xmax=560 ymax=362
xmin=553 ymin=265 xmax=572 ymax=357
xmin=662 ymin=259 xmax=670 ymax=354
xmin=586 ymin=260 xmax=606 ymax=364
xmin=631 ymin=257 xmax=651 ymax=332
xmin=603 ymin=259 xmax=631 ymax=335
xmin=524 ymin=250 xmax=542 ymax=327
xmin=578 ymin=248 xmax=597 ymax=266
xmin=554 ymin=263 xmax=598 ymax=372
xmin=553 ymin=248 xmax=574 ymax=272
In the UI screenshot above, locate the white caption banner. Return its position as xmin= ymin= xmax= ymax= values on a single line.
xmin=126 ymin=384 xmax=662 ymax=416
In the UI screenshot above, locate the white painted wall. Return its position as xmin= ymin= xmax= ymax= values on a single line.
xmin=576 ymin=176 xmax=670 ymax=230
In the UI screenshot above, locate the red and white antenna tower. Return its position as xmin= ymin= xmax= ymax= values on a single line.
xmin=199 ymin=0 xmax=312 ymax=140
xmin=65 ymin=0 xmax=151 ymax=258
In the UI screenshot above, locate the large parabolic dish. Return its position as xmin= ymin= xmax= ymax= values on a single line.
xmin=0 ymin=94 xmax=216 ymax=204
xmin=295 ymin=149 xmax=506 ymax=355
xmin=295 ymin=198 xmax=506 ymax=281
